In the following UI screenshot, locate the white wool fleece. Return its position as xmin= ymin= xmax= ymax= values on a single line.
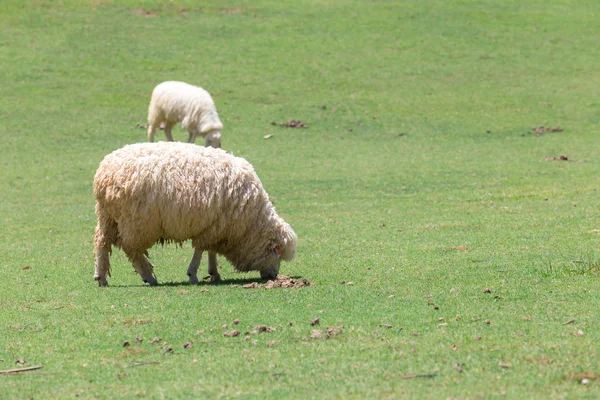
xmin=147 ymin=81 xmax=223 ymax=147
xmin=93 ymin=142 xmax=297 ymax=286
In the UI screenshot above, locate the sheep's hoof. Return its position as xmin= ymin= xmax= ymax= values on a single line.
xmin=94 ymin=276 xmax=108 ymax=287
xmin=143 ymin=277 xmax=158 ymax=286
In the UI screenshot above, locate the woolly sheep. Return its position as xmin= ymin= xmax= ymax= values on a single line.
xmin=147 ymin=81 xmax=223 ymax=147
xmin=93 ymin=142 xmax=297 ymax=286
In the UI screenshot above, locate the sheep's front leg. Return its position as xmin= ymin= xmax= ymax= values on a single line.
xmin=147 ymin=122 xmax=159 ymax=142
xmin=187 ymin=248 xmax=202 ymax=284
xmin=208 ymin=251 xmax=220 ymax=282
xmin=125 ymin=251 xmax=158 ymax=286
xmin=164 ymin=122 xmax=175 ymax=141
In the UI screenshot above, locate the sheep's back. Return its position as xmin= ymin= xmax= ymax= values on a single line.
xmin=94 ymin=142 xmax=266 ymax=242
xmin=151 ymin=81 xmax=217 ymax=124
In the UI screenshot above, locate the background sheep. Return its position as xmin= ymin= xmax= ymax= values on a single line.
xmin=93 ymin=142 xmax=297 ymax=286
xmin=147 ymin=81 xmax=223 ymax=147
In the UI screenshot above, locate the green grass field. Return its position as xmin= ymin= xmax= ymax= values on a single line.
xmin=1 ymin=1 xmax=599 ymax=398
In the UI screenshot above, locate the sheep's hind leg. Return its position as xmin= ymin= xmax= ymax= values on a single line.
xmin=208 ymin=251 xmax=220 ymax=282
xmin=94 ymin=245 xmax=111 ymax=287
xmin=126 ymin=250 xmax=158 ymax=286
xmin=94 ymin=222 xmax=114 ymax=287
xmin=187 ymin=248 xmax=202 ymax=284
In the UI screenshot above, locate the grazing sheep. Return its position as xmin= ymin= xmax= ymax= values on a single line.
xmin=93 ymin=142 xmax=297 ymax=287
xmin=147 ymin=81 xmax=223 ymax=147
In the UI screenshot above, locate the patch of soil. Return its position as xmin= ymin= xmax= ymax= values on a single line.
xmin=542 ymin=155 xmax=582 ymax=162
xmin=246 ymin=325 xmax=276 ymax=335
xmin=131 ymin=8 xmax=157 ymax=18
xmin=119 ymin=347 xmax=147 ymax=359
xmin=271 ymin=120 xmax=308 ymax=129
xmin=265 ymin=275 xmax=311 ymax=289
xmin=243 ymin=275 xmax=311 ymax=289
xmin=136 ymin=123 xmax=164 ymax=130
xmin=530 ymin=126 xmax=563 ymax=136
xmin=326 ymin=326 xmax=343 ymax=337
xmin=566 ymin=372 xmax=600 ymax=381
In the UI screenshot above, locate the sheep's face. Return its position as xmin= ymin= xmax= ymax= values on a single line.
xmin=204 ymin=130 xmax=222 ymax=148
xmin=258 ymin=241 xmax=290 ymax=280
xmin=260 ymin=257 xmax=281 ymax=280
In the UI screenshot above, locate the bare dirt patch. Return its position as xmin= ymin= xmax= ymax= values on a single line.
xmin=122 ymin=318 xmax=152 ymax=327
xmin=530 ymin=126 xmax=563 ymax=136
xmin=566 ymin=372 xmax=600 ymax=382
xmin=542 ymin=155 xmax=582 ymax=162
xmin=271 ymin=120 xmax=308 ymax=129
xmin=246 ymin=325 xmax=276 ymax=335
xmin=131 ymin=8 xmax=157 ymax=18
xmin=326 ymin=326 xmax=343 ymax=337
xmin=136 ymin=123 xmax=164 ymax=130
xmin=243 ymin=275 xmax=311 ymax=289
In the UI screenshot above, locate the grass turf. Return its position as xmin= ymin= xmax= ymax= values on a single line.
xmin=0 ymin=0 xmax=599 ymax=398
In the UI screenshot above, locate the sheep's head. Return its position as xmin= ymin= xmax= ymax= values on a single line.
xmin=260 ymin=222 xmax=297 ymax=280
xmin=260 ymin=255 xmax=281 ymax=280
xmin=204 ymin=130 xmax=222 ymax=148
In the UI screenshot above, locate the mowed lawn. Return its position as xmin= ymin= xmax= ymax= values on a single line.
xmin=0 ymin=1 xmax=599 ymax=398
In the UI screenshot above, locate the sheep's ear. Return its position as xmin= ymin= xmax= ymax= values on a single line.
xmin=275 ymin=231 xmax=297 ymax=261
xmin=272 ymin=245 xmax=282 ymax=259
